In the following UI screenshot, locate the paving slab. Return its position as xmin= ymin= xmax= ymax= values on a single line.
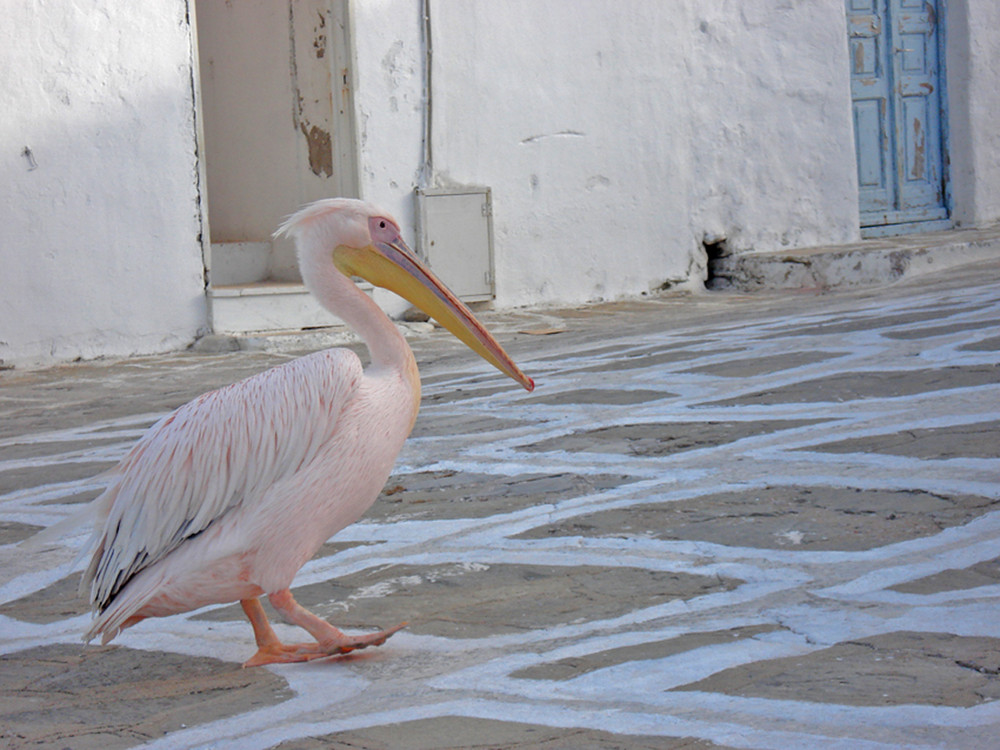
xmin=672 ymin=631 xmax=1000 ymax=708
xmin=194 ymin=562 xmax=741 ymax=640
xmin=1 ymin=256 xmax=999 ymax=749
xmin=271 ymin=717 xmax=729 ymax=750
xmin=514 ymin=486 xmax=996 ymax=552
xmin=0 ymin=643 xmax=291 ymax=749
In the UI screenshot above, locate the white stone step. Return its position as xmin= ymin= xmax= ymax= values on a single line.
xmin=208 ymin=281 xmax=350 ymax=335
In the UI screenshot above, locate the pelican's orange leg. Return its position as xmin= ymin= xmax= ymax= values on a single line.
xmin=240 ymin=598 xmax=331 ymax=667
xmin=268 ymin=589 xmax=406 ymax=655
xmin=239 ymin=593 xmax=405 ymax=668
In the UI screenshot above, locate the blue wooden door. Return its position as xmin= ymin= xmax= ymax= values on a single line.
xmin=847 ymin=0 xmax=947 ymax=233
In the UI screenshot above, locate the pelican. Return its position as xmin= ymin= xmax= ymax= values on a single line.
xmin=59 ymin=198 xmax=533 ymax=666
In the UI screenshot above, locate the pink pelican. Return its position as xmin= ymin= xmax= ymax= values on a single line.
xmin=68 ymin=199 xmax=533 ymax=666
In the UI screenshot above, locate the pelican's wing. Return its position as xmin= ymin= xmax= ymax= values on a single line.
xmin=83 ymin=349 xmax=363 ymax=613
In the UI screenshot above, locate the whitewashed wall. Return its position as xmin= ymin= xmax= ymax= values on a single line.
xmin=2 ymin=0 xmax=996 ymax=369
xmin=351 ymin=0 xmax=427 ymax=317
xmin=685 ymin=1 xmax=861 ymax=255
xmin=0 ymin=1 xmax=207 ymax=369
xmin=947 ymin=0 xmax=1000 ymax=228
xmin=353 ymin=0 xmax=861 ymax=309
xmin=429 ymin=2 xmax=701 ymax=307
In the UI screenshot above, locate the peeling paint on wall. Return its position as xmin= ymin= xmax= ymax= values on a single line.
xmin=300 ymin=122 xmax=333 ymax=177
xmin=290 ymin=2 xmax=336 ymax=180
xmin=912 ymin=117 xmax=926 ymax=180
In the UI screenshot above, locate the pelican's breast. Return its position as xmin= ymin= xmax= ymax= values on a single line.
xmin=238 ymin=361 xmax=420 ymax=591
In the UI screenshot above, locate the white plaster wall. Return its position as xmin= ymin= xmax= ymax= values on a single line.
xmin=946 ymin=0 xmax=1000 ymax=228
xmin=6 ymin=1 xmax=986 ymax=370
xmin=430 ymin=1 xmax=698 ymax=307
xmin=350 ymin=0 xmax=427 ymax=317
xmin=351 ymin=0 xmax=861 ymax=310
xmin=686 ymin=1 xmax=860 ymax=256
xmin=0 ymin=0 xmax=207 ymax=369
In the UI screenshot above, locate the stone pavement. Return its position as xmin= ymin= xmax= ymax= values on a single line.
xmin=1 ymin=256 xmax=999 ymax=749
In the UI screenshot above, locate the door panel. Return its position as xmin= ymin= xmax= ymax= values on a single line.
xmin=848 ymin=0 xmax=894 ymax=216
xmin=893 ymin=0 xmax=945 ymax=220
xmin=846 ymin=0 xmax=947 ymax=229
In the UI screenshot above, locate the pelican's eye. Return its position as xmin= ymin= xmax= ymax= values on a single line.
xmin=369 ymin=215 xmax=399 ymax=243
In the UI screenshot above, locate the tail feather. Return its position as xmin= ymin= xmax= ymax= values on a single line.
xmin=21 ymin=483 xmax=118 ymax=570
xmin=82 ymin=566 xmax=165 ymax=644
xmin=20 ymin=501 xmax=99 ymax=550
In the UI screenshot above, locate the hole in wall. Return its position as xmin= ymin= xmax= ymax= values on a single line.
xmin=703 ymin=235 xmax=730 ymax=290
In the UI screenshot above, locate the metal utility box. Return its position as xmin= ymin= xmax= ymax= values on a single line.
xmin=416 ymin=186 xmax=495 ymax=303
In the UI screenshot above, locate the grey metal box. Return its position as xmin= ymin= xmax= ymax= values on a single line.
xmin=416 ymin=186 xmax=494 ymax=302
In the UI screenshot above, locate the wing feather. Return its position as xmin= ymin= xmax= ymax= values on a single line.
xmin=82 ymin=349 xmax=363 ymax=613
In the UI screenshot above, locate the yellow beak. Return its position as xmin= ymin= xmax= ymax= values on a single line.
xmin=333 ymin=238 xmax=534 ymax=391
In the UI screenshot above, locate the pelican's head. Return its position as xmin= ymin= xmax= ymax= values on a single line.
xmin=277 ymin=198 xmax=533 ymax=391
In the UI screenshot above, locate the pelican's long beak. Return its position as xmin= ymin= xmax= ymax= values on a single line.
xmin=334 ymin=238 xmax=534 ymax=391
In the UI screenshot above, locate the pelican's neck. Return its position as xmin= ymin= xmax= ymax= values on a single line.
xmin=304 ymin=257 xmax=419 ymax=387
